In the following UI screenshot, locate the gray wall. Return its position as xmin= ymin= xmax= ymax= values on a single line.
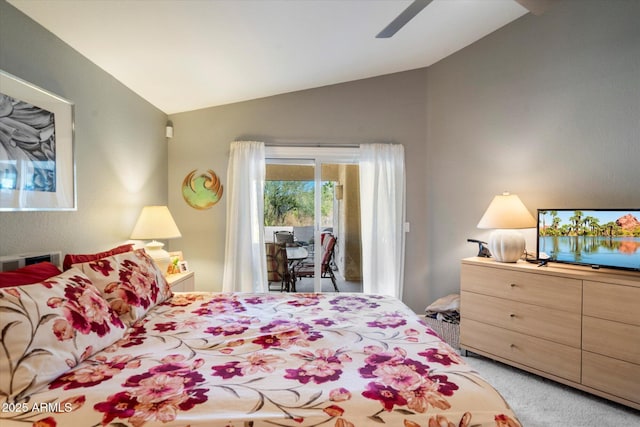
xmin=2 ymin=0 xmax=637 ymax=314
xmin=426 ymin=0 xmax=640 ymax=299
xmin=0 ymin=0 xmax=168 ymax=257
xmin=169 ymin=0 xmax=639 ymax=313
xmin=167 ymin=70 xmax=429 ymax=310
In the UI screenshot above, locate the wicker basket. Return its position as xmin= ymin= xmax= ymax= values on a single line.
xmin=424 ymin=317 xmax=460 ymax=349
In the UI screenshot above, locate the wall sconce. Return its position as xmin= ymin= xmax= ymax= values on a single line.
xmin=335 ymin=184 xmax=344 ymax=200
xmin=165 ymin=121 xmax=174 ymax=139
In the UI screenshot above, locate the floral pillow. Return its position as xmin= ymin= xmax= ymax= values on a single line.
xmin=73 ymin=249 xmax=172 ymax=325
xmin=0 ymin=269 xmax=126 ymax=402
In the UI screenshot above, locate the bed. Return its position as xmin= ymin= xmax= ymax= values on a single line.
xmin=1 ymin=249 xmax=520 ymax=427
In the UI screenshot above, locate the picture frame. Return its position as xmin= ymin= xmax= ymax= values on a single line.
xmin=0 ymin=70 xmax=76 ymax=211
xmin=178 ymin=260 xmax=190 ymax=273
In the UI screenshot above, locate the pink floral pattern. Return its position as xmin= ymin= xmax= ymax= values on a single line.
xmin=48 ymin=273 xmax=123 ymax=339
xmin=94 ymin=356 xmax=208 ymax=426
xmin=284 ymin=348 xmax=352 ymax=384
xmin=0 ymin=293 xmax=520 ymax=427
xmin=74 ymin=249 xmax=172 ymax=325
xmin=0 ymin=269 xmax=125 ymax=403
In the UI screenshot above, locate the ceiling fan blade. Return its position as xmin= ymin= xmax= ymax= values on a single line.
xmin=376 ymin=0 xmax=434 ymax=39
xmin=513 ymin=0 xmax=557 ymax=16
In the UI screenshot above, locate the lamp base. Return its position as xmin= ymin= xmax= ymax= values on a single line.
xmin=144 ymin=240 xmax=170 ymax=274
xmin=488 ymin=229 xmax=525 ymax=263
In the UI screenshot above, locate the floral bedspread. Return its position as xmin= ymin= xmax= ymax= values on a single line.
xmin=1 ymin=292 xmax=520 ymax=427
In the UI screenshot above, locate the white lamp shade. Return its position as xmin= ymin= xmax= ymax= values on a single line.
xmin=477 ymin=193 xmax=536 ymax=229
xmin=130 ymin=206 xmax=182 ymax=240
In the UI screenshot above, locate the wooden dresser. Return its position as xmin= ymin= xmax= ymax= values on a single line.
xmin=460 ymin=257 xmax=640 ymax=410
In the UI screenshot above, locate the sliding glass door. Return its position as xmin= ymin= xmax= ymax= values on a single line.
xmin=265 ymin=147 xmax=362 ymax=292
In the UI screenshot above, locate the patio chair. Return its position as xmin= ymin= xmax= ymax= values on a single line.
xmin=293 ymin=234 xmax=338 ymax=292
xmin=274 ymin=230 xmax=295 ymax=244
xmin=265 ymin=242 xmax=293 ymax=292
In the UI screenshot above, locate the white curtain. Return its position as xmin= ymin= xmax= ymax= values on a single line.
xmin=359 ymin=143 xmax=406 ymax=298
xmin=222 ymin=141 xmax=267 ymax=292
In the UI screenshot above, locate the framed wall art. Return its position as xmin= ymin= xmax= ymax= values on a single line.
xmin=0 ymin=70 xmax=76 ymax=211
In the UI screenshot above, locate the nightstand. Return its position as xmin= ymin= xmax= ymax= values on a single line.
xmin=166 ymin=271 xmax=195 ymax=292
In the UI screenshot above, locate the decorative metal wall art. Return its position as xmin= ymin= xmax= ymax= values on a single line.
xmin=181 ymin=169 xmax=223 ymax=210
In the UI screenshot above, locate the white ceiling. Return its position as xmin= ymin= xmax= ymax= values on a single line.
xmin=8 ymin=0 xmax=528 ymax=114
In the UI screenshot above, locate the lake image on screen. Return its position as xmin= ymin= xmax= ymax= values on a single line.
xmin=538 ymin=210 xmax=640 ymax=270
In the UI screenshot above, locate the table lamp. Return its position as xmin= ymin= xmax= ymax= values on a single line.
xmin=477 ymin=192 xmax=536 ymax=262
xmin=130 ymin=205 xmax=182 ymax=273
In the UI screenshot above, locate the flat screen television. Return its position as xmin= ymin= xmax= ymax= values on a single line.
xmin=537 ymin=209 xmax=640 ymax=272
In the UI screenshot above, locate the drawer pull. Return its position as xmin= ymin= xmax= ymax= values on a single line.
xmin=510 ymin=344 xmax=517 ymax=349
xmin=510 ymin=283 xmax=517 ymax=288
xmin=509 ymin=313 xmax=516 ymax=318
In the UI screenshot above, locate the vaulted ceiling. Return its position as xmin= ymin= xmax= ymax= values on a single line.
xmin=9 ymin=0 xmax=530 ymax=114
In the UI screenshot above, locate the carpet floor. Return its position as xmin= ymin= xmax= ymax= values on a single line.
xmin=462 ymin=353 xmax=639 ymax=426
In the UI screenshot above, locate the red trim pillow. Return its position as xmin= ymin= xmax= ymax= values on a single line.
xmin=0 ymin=268 xmax=126 ymax=401
xmin=0 ymin=262 xmax=62 ymax=288
xmin=62 ymin=244 xmax=134 ymax=271
xmin=73 ymin=249 xmax=172 ymax=325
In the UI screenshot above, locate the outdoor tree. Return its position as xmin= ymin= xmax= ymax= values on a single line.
xmin=264 ymin=180 xmax=335 ymax=226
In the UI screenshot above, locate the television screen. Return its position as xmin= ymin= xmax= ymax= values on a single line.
xmin=537 ymin=209 xmax=640 ymax=272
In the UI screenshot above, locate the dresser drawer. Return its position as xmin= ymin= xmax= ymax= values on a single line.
xmin=584 ymin=280 xmax=640 ymax=326
xmin=460 ymin=318 xmax=581 ymax=382
xmin=461 ymin=264 xmax=582 ymax=313
xmin=583 ymin=316 xmax=640 ymax=365
xmin=461 ymin=291 xmax=581 ymax=347
xmin=582 ymin=351 xmax=640 ymax=404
